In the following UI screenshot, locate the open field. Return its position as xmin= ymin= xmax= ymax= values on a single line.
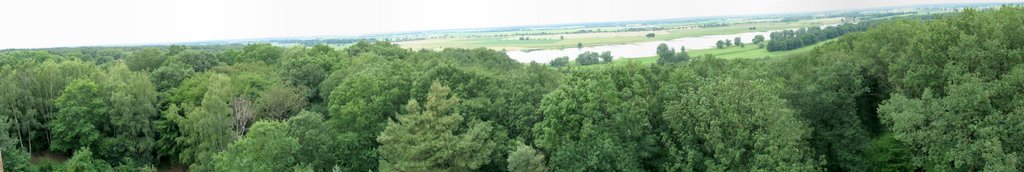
xmin=396 ymin=18 xmax=843 ymax=51
xmin=687 ymin=39 xmax=831 ymax=59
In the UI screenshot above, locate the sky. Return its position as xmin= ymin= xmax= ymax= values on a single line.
xmin=0 ymin=0 xmax=1020 ymax=49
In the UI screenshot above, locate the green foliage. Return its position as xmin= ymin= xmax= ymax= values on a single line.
xmin=865 ymin=134 xmax=916 ymax=171
xmin=575 ymin=51 xmax=601 ymax=65
xmin=253 ymin=84 xmax=308 ymax=120
xmin=170 ymin=74 xmax=237 ymax=171
xmin=2 ymin=8 xmax=1024 ymax=171
xmin=63 ymin=147 xmax=113 ymax=172
xmin=766 ymin=22 xmax=873 ymax=51
xmin=343 ymin=41 xmax=411 ymax=59
xmin=280 ymin=53 xmax=332 ymax=92
xmin=533 ymin=65 xmax=661 ymax=171
xmin=125 ymin=48 xmax=166 ymax=71
xmin=659 ymin=66 xmax=821 ymax=171
xmin=549 ymin=56 xmax=569 ymax=67
xmin=734 ymin=37 xmax=743 ymax=47
xmin=150 ymin=62 xmax=194 ymax=92
xmin=325 ymin=60 xmax=409 ymax=136
xmin=50 ymin=79 xmax=107 ymax=153
xmin=285 ymin=111 xmax=347 ymax=171
xmin=1 ymin=116 xmax=32 ymax=171
xmin=171 ymin=50 xmax=219 ymax=72
xmin=213 ymin=121 xmax=300 ymax=171
xmin=327 ymin=61 xmax=413 ymax=137
xmin=507 ymin=142 xmax=549 ymax=172
xmin=310 ymin=44 xmax=335 ymax=56
xmin=167 ymin=45 xmax=187 ymax=56
xmin=752 ymin=34 xmax=765 ymax=44
xmin=879 ymin=78 xmax=1024 ymax=170
xmin=488 ymin=63 xmax=562 ymax=144
xmin=656 ymin=43 xmax=675 ymax=60
xmin=657 ymin=45 xmax=689 ymax=65
xmin=776 ymin=54 xmax=873 ymax=171
xmin=99 ymin=64 xmax=160 ymax=164
xmin=377 ymin=81 xmax=499 ymax=171
xmin=6 ymin=60 xmax=102 ymax=152
xmin=240 ymin=43 xmax=285 ymax=63
xmin=833 ymin=6 xmax=1024 ymax=171
xmin=325 ymin=60 xmax=414 ymax=171
xmin=599 ymin=51 xmax=613 ymax=63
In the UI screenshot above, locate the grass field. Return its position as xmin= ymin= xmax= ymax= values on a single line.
xmin=397 ymin=18 xmax=843 ymax=51
xmin=687 ymin=40 xmax=828 ymax=59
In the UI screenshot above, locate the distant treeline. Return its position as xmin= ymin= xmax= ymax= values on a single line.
xmin=765 ymin=21 xmax=876 ymax=52
xmin=270 ymin=38 xmax=375 ymax=46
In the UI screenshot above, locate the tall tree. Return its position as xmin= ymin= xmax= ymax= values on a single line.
xmin=326 ymin=61 xmax=414 ymax=171
xmin=508 ymin=142 xmax=549 ymax=172
xmin=286 ymin=111 xmax=349 ymax=171
xmin=600 ymin=51 xmax=613 ymax=63
xmin=150 ymin=62 xmax=194 ymax=92
xmin=777 ymin=55 xmax=873 ymax=171
xmin=1 ymin=116 xmax=31 ymax=171
xmin=533 ymin=66 xmax=659 ymax=171
xmin=253 ymin=84 xmax=308 ymax=120
xmin=879 ymin=77 xmax=1024 ymax=171
xmin=377 ymin=81 xmax=498 ymax=171
xmin=213 ymin=121 xmax=300 ymax=171
xmin=657 ymin=46 xmax=688 ymax=65
xmin=100 ymin=64 xmax=160 ymax=164
xmin=575 ymin=51 xmax=601 ymax=66
xmin=50 ymin=79 xmax=107 ymax=153
xmin=659 ymin=68 xmax=821 ymax=171
xmin=656 ymin=43 xmax=675 ymax=60
xmin=170 ymin=74 xmax=237 ymax=172
xmin=549 ymin=56 xmax=570 ymax=67
xmin=734 ymin=37 xmax=744 ymax=47
xmin=752 ymin=35 xmax=765 ymax=44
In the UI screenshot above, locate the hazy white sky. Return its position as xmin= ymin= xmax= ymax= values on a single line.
xmin=0 ymin=0 xmax=1018 ymax=49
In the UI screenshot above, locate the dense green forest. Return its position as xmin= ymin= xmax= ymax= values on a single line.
xmin=2 ymin=6 xmax=1024 ymax=172
xmin=765 ymin=21 xmax=876 ymax=51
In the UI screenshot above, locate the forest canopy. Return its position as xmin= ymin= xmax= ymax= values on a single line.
xmin=2 ymin=6 xmax=1024 ymax=172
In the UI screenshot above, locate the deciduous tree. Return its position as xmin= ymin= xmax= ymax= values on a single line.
xmin=125 ymin=48 xmax=167 ymax=71
xmin=508 ymin=142 xmax=549 ymax=172
xmin=213 ymin=121 xmax=299 ymax=171
xmin=549 ymin=56 xmax=569 ymax=67
xmin=50 ymin=79 xmax=107 ymax=153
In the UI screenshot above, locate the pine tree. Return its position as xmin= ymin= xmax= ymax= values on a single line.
xmin=377 ymin=81 xmax=498 ymax=171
